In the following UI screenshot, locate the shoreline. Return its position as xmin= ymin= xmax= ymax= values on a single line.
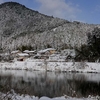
xmin=0 ymin=60 xmax=100 ymax=73
xmin=0 ymin=89 xmax=100 ymax=100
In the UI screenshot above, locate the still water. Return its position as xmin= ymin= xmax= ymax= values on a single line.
xmin=0 ymin=70 xmax=100 ymax=98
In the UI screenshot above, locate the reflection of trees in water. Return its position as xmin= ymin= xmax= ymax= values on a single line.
xmin=66 ymin=73 xmax=86 ymax=97
xmin=0 ymin=72 xmax=73 ymax=97
xmin=75 ymin=81 xmax=100 ymax=97
xmin=0 ymin=72 xmax=100 ymax=98
xmin=0 ymin=75 xmax=12 ymax=93
xmin=67 ymin=74 xmax=100 ymax=97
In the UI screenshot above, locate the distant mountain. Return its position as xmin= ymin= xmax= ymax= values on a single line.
xmin=0 ymin=2 xmax=99 ymax=51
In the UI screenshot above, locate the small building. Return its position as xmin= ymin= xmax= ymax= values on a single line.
xmin=11 ymin=50 xmax=20 ymax=54
xmin=36 ymin=48 xmax=56 ymax=59
xmin=11 ymin=50 xmax=21 ymax=58
xmin=16 ymin=53 xmax=29 ymax=61
xmin=38 ymin=48 xmax=56 ymax=55
xmin=34 ymin=48 xmax=56 ymax=59
xmin=23 ymin=50 xmax=36 ymax=56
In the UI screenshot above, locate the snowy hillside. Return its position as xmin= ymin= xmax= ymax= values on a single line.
xmin=0 ymin=2 xmax=100 ymax=51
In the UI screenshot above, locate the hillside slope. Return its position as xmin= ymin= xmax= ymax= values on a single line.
xmin=0 ymin=2 xmax=99 ymax=51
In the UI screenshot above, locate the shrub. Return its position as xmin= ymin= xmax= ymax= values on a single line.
xmin=17 ymin=45 xmax=33 ymax=52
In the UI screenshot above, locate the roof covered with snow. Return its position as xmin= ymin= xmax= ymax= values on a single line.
xmin=23 ymin=50 xmax=36 ymax=53
xmin=17 ymin=53 xmax=29 ymax=57
xmin=38 ymin=48 xmax=56 ymax=53
xmin=11 ymin=50 xmax=20 ymax=54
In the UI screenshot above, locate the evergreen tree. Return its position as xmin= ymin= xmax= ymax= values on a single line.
xmin=76 ymin=27 xmax=100 ymax=62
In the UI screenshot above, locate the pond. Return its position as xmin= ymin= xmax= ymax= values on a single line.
xmin=0 ymin=70 xmax=100 ymax=98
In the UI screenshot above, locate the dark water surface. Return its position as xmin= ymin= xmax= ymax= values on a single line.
xmin=0 ymin=70 xmax=100 ymax=98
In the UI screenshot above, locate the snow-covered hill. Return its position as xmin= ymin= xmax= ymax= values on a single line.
xmin=0 ymin=2 xmax=100 ymax=51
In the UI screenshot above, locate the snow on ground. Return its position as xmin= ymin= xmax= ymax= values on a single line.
xmin=0 ymin=59 xmax=100 ymax=73
xmin=0 ymin=90 xmax=100 ymax=100
xmin=0 ymin=61 xmax=99 ymax=72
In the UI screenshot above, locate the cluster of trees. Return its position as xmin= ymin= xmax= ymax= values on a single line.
xmin=75 ymin=27 xmax=100 ymax=62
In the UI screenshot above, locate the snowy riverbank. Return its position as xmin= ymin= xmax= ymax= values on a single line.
xmin=0 ymin=59 xmax=100 ymax=73
xmin=0 ymin=90 xmax=100 ymax=100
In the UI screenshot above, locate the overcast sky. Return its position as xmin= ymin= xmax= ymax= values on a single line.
xmin=0 ymin=0 xmax=100 ymax=24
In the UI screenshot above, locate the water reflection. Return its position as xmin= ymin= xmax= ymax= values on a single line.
xmin=0 ymin=70 xmax=100 ymax=97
